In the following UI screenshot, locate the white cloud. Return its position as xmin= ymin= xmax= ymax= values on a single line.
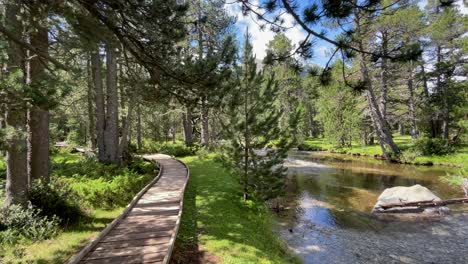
xmin=226 ymin=2 xmax=308 ymax=59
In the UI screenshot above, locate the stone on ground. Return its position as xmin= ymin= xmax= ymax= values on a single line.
xmin=372 ymin=184 xmax=449 ymax=217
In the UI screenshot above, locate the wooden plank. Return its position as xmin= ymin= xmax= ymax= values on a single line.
xmin=115 ymin=219 xmax=178 ymax=230
xmin=127 ymin=209 xmax=179 ymax=217
xmin=81 ymin=252 xmax=165 ymax=264
xmin=133 ymin=201 xmax=180 ymax=208
xmin=94 ymin=237 xmax=171 ymax=251
xmin=118 ymin=214 xmax=178 ymax=224
xmin=100 ymin=229 xmax=172 ymax=243
xmin=86 ymin=245 xmax=168 ymax=260
xmin=108 ymin=224 xmax=175 ymax=236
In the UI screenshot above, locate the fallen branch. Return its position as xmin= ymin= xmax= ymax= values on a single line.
xmin=377 ymin=198 xmax=468 ymax=210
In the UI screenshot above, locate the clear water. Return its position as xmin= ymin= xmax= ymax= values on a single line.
xmin=277 ymin=151 xmax=468 ymax=264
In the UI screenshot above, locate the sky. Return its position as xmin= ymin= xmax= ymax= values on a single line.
xmin=226 ymin=0 xmax=467 ymax=67
xmin=225 ymin=0 xmax=334 ymax=66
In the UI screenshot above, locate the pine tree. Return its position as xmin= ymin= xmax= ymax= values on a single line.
xmin=222 ymin=31 xmax=296 ymax=202
xmin=316 ymin=61 xmax=361 ymax=147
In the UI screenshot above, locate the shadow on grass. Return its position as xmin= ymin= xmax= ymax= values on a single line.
xmin=171 ymin=157 xmax=298 ymax=264
xmin=4 ymin=214 xmax=117 ymax=264
xmin=171 ymin=163 xmax=220 ymax=264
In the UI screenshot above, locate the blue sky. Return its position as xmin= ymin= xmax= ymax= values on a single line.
xmin=226 ymin=0 xmax=467 ymax=67
xmin=225 ymin=0 xmax=346 ymax=66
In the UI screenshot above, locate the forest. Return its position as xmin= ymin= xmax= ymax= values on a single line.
xmin=0 ymin=0 xmax=467 ymax=263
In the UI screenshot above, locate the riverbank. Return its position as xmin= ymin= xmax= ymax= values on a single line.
xmin=172 ymin=155 xmax=299 ymax=264
xmin=280 ymin=151 xmax=468 ymax=263
xmin=0 ymin=152 xmax=157 ymax=263
xmin=300 ymin=136 xmax=467 ymax=168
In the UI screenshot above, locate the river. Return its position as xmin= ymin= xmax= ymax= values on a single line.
xmin=278 ymin=151 xmax=468 ymax=264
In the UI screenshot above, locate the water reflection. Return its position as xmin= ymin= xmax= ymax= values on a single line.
xmin=278 ymin=151 xmax=468 ymax=263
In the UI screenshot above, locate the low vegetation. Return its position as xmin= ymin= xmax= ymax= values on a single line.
xmin=140 ymin=140 xmax=199 ymax=157
xmin=172 ymin=155 xmax=299 ymax=264
xmin=300 ymin=135 xmax=468 ymax=168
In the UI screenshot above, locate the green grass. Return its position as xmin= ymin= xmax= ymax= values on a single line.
xmin=302 ymin=135 xmax=468 ymax=167
xmin=0 ymin=208 xmax=123 ymax=264
xmin=173 ymin=155 xmax=299 ymax=264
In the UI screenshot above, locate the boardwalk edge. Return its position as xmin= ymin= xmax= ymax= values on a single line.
xmin=162 ymin=158 xmax=190 ymax=264
xmin=66 ymin=156 xmax=165 ymax=264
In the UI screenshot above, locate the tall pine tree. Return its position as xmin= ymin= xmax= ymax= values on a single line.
xmin=222 ymin=31 xmax=296 ymax=202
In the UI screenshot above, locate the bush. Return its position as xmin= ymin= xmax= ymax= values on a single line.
xmin=0 ymin=204 xmax=59 ymax=244
xmin=29 ymin=179 xmax=84 ymax=226
xmin=128 ymin=159 xmax=157 ymax=175
xmin=0 ymin=159 xmax=5 ymax=180
xmin=400 ymin=149 xmax=422 ymax=162
xmin=67 ymin=173 xmax=153 ymax=209
xmin=411 ymin=138 xmax=454 ymax=155
xmin=442 ymin=168 xmax=467 ymax=187
xmin=142 ymin=140 xmax=198 ymax=157
xmin=51 ymin=156 xmax=156 ymax=209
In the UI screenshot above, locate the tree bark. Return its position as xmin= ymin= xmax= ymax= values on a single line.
xmin=4 ymin=3 xmax=28 ymax=207
xmin=355 ymin=15 xmax=399 ymax=161
xmin=182 ymin=107 xmax=193 ymax=146
xmin=407 ymin=64 xmax=419 ymax=138
xmin=87 ymin=56 xmax=96 ymax=150
xmin=118 ymin=94 xmax=135 ymax=162
xmin=379 ymin=31 xmax=389 ymax=125
xmin=91 ymin=48 xmax=106 ymax=162
xmin=420 ymin=63 xmax=437 ymax=138
xmin=136 ymin=102 xmax=142 ymax=150
xmin=27 ymin=108 xmax=49 ymax=181
xmin=27 ymin=10 xmax=50 ymax=181
xmin=376 ymin=198 xmax=468 ymax=211
xmin=200 ymin=99 xmax=210 ymax=146
xmin=104 ymin=42 xmax=119 ymax=163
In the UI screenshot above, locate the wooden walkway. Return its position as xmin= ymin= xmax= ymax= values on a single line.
xmin=68 ymin=154 xmax=189 ymax=264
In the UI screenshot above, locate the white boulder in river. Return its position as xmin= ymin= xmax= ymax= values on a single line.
xmin=372 ymin=184 xmax=450 ymax=216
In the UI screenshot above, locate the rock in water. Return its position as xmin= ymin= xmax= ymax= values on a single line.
xmin=372 ymin=184 xmax=450 ymax=217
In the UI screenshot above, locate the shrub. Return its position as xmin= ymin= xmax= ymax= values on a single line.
xmin=29 ymin=179 xmax=84 ymax=226
xmin=60 ymin=158 xmax=156 ymax=209
xmin=411 ymin=138 xmax=454 ymax=155
xmin=0 ymin=204 xmax=59 ymax=244
xmin=400 ymin=149 xmax=422 ymax=162
xmin=67 ymin=173 xmax=153 ymax=209
xmin=142 ymin=140 xmax=198 ymax=157
xmin=442 ymin=168 xmax=467 ymax=187
xmin=128 ymin=159 xmax=157 ymax=175
xmin=0 ymin=159 xmax=5 ymax=180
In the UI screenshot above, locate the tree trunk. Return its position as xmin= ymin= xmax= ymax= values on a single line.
xmin=182 ymin=107 xmax=193 ymax=146
xmin=243 ymin=83 xmax=249 ymax=201
xmin=398 ymin=123 xmax=404 ymax=136
xmin=375 ymin=198 xmax=468 ymax=211
xmin=27 ymin=108 xmax=49 ymax=181
xmin=27 ymin=11 xmax=50 ymax=181
xmin=104 ymin=42 xmax=119 ymax=163
xmin=136 ymin=103 xmax=142 ymax=150
xmin=91 ymin=48 xmax=106 ymax=162
xmin=118 ymin=94 xmax=135 ymax=162
xmin=4 ymin=3 xmax=29 ymax=207
xmin=420 ymin=63 xmax=437 ymax=138
xmin=355 ymin=14 xmax=398 ymax=161
xmin=379 ymin=31 xmax=389 ymax=125
xmin=87 ymin=56 xmax=96 ymax=150
xmin=200 ymin=99 xmax=209 ymax=146
xmin=172 ymin=125 xmax=176 ymax=144
xmin=407 ymin=64 xmax=419 ymax=138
